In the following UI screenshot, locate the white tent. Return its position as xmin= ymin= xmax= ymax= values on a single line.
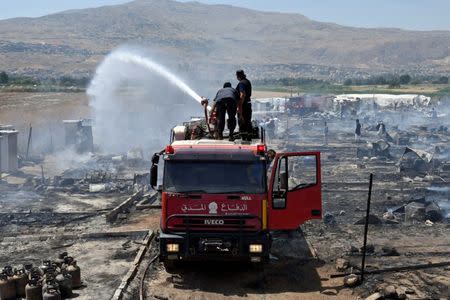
xmin=333 ymin=94 xmax=431 ymax=107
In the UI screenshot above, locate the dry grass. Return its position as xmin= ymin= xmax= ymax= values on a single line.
xmin=348 ymin=84 xmax=450 ymax=95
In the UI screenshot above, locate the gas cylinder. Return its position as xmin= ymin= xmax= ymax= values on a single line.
xmin=55 ymin=252 xmax=68 ymax=268
xmin=25 ymin=278 xmax=42 ymax=300
xmin=29 ymin=267 xmax=43 ymax=281
xmin=63 ymin=256 xmax=73 ymax=266
xmin=42 ymin=287 xmax=61 ymax=300
xmin=24 ymin=264 xmax=33 ymax=276
xmin=55 ymin=270 xmax=72 ymax=298
xmin=66 ymin=260 xmax=81 ymax=289
xmin=39 ymin=261 xmax=51 ymax=275
xmin=2 ymin=267 xmax=13 ymax=276
xmin=49 ymin=262 xmax=60 ymax=274
xmin=13 ymin=268 xmax=28 ymax=298
xmin=42 ymin=278 xmax=58 ymax=294
xmin=46 ymin=266 xmax=56 ymax=275
xmin=0 ymin=273 xmax=16 ymax=300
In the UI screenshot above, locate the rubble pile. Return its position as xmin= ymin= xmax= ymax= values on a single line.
xmin=2 ymin=93 xmax=450 ymax=299
xmin=266 ymin=93 xmax=450 ymax=299
xmin=18 ymin=153 xmax=151 ymax=196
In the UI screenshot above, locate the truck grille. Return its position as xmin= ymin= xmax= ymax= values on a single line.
xmin=167 ymin=215 xmax=261 ymax=232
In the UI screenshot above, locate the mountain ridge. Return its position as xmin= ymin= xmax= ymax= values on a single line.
xmin=0 ymin=0 xmax=449 ymax=79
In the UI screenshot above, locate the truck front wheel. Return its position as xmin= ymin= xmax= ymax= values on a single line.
xmin=251 ymin=261 xmax=265 ymax=271
xmin=163 ymin=260 xmax=178 ymax=272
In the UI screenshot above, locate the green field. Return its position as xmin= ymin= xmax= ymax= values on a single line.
xmin=254 ymin=83 xmax=450 ymax=96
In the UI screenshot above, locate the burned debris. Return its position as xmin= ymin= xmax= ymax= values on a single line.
xmin=0 ymin=118 xmax=155 ymax=299
xmin=1 ymin=89 xmax=450 ymax=300
xmin=63 ymin=119 xmax=93 ymax=154
xmin=261 ymin=92 xmax=450 ymax=299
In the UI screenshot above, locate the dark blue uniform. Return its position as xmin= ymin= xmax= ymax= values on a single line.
xmin=213 ymin=87 xmax=238 ymax=138
xmin=236 ymin=78 xmax=252 ymax=139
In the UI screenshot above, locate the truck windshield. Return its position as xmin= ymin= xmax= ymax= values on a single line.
xmin=164 ymin=160 xmax=266 ymax=194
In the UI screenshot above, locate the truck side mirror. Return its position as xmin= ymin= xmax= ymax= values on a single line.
xmin=150 ymin=164 xmax=158 ymax=188
xmin=151 ymin=153 xmax=160 ymax=165
xmin=279 ymin=171 xmax=288 ymax=191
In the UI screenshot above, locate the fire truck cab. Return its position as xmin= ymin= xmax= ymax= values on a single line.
xmin=151 ymin=124 xmax=322 ymax=267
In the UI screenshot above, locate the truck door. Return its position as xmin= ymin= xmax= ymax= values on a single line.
xmin=267 ymin=152 xmax=321 ymax=230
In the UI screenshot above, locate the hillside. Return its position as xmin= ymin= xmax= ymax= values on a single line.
xmin=0 ymin=0 xmax=450 ymax=78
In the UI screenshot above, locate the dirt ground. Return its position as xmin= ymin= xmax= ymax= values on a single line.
xmin=135 ymin=115 xmax=450 ymax=300
xmin=1 ymin=91 xmax=449 ymax=299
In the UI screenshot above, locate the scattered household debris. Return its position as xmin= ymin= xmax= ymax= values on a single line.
xmin=2 ymin=93 xmax=450 ymax=300
xmin=357 ymin=140 xmax=391 ymax=159
xmin=398 ymin=147 xmax=435 ymax=177
xmin=63 ymin=119 xmax=93 ymax=154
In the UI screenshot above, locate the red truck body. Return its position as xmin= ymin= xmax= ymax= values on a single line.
xmin=152 ymin=138 xmax=322 ymax=266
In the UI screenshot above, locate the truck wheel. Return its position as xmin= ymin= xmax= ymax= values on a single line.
xmin=251 ymin=261 xmax=265 ymax=271
xmin=163 ymin=260 xmax=178 ymax=272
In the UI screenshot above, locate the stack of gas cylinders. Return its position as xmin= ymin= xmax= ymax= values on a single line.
xmin=0 ymin=252 xmax=82 ymax=300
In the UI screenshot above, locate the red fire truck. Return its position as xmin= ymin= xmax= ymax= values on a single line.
xmin=150 ymin=122 xmax=322 ymax=268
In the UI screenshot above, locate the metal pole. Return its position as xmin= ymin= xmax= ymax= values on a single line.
xmin=41 ymin=165 xmax=45 ymax=183
xmin=26 ymin=124 xmax=32 ymax=160
xmin=361 ymin=173 xmax=373 ymax=283
xmin=49 ymin=124 xmax=54 ymax=153
xmin=331 ymin=261 xmax=450 ymax=278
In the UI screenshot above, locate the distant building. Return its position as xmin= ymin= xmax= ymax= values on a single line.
xmin=0 ymin=125 xmax=19 ymax=173
xmin=63 ymin=119 xmax=93 ymax=153
xmin=333 ymin=94 xmax=431 ymax=108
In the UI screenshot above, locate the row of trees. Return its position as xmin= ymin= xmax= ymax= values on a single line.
xmin=254 ymin=74 xmax=449 ymax=89
xmin=0 ymin=71 xmax=90 ymax=87
xmin=344 ymin=74 xmax=449 ymax=87
xmin=0 ymin=71 xmax=8 ymax=84
xmin=254 ymin=77 xmax=324 ymax=86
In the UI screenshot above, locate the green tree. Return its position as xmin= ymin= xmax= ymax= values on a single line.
xmin=343 ymin=78 xmax=353 ymax=86
xmin=399 ymin=74 xmax=411 ymax=85
xmin=437 ymin=76 xmax=449 ymax=84
xmin=388 ymin=78 xmax=401 ymax=88
xmin=0 ymin=71 xmax=8 ymax=84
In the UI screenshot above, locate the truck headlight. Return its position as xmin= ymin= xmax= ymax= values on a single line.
xmin=249 ymin=244 xmax=263 ymax=253
xmin=167 ymin=243 xmax=179 ymax=253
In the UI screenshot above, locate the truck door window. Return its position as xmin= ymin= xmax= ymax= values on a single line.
xmin=273 ymin=157 xmax=287 ymax=209
xmin=275 ymin=157 xmax=287 ymax=192
xmin=288 ymin=155 xmax=317 ymax=191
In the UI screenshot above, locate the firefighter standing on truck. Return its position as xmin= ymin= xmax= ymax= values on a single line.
xmin=211 ymin=82 xmax=239 ymax=140
xmin=236 ymin=69 xmax=253 ymax=141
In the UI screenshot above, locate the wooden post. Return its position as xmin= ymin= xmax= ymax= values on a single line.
xmin=41 ymin=165 xmax=45 ymax=182
xmin=26 ymin=124 xmax=32 ymax=160
xmin=49 ymin=123 xmax=54 ymax=153
xmin=361 ymin=173 xmax=374 ymax=283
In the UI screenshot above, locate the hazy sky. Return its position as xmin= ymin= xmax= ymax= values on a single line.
xmin=1 ymin=0 xmax=449 ymax=31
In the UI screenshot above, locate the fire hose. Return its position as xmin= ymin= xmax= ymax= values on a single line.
xmin=202 ymin=98 xmax=216 ymax=137
xmin=203 ymin=102 xmax=213 ymax=136
xmin=139 ymin=252 xmax=160 ymax=300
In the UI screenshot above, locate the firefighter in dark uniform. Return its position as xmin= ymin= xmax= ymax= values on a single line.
xmin=236 ymin=70 xmax=252 ymax=141
xmin=211 ymin=82 xmax=238 ymax=140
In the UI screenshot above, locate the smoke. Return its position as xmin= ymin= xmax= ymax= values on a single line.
xmin=427 ymin=186 xmax=450 ymax=193
xmin=51 ymin=148 xmax=93 ymax=174
xmin=87 ymin=47 xmax=202 ymax=155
